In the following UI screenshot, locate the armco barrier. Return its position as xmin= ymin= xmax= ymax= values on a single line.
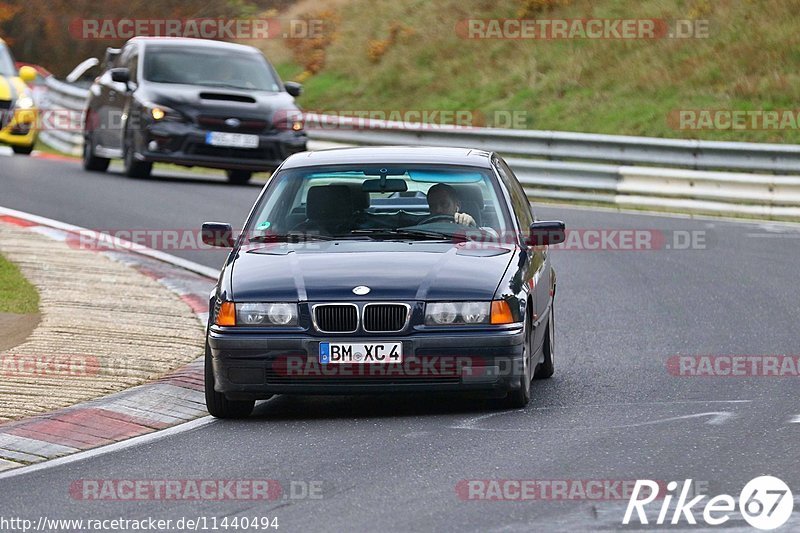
xmin=38 ymin=77 xmax=85 ymax=157
xmin=37 ymin=77 xmax=800 ymax=219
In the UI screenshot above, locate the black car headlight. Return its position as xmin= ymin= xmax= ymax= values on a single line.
xmin=425 ymin=301 xmax=516 ymax=325
xmin=236 ymin=302 xmax=298 ymax=326
xmin=143 ymin=103 xmax=185 ymax=122
xmin=425 ymin=301 xmax=490 ymax=325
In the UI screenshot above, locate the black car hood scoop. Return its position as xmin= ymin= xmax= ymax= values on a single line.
xmin=199 ymin=92 xmax=256 ymax=103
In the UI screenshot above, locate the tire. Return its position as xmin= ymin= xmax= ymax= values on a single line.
xmin=226 ymin=170 xmax=252 ymax=185
xmin=12 ymin=144 xmax=34 ymax=155
xmin=204 ymin=343 xmax=254 ymax=419
xmin=123 ymin=125 xmax=152 ymax=178
xmin=533 ymin=304 xmax=555 ymax=379
xmin=507 ymin=313 xmax=532 ymax=408
xmin=82 ymin=130 xmax=110 ymax=171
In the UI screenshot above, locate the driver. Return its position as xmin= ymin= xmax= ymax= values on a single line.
xmin=426 ymin=184 xmax=476 ymax=226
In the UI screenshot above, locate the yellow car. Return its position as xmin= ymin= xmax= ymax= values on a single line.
xmin=0 ymin=38 xmax=37 ymax=155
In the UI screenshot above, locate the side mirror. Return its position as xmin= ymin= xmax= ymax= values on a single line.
xmin=528 ymin=221 xmax=566 ymax=246
xmin=18 ymin=66 xmax=37 ymax=83
xmin=110 ymin=67 xmax=130 ymax=85
xmin=284 ymin=81 xmax=303 ymax=97
xmin=202 ymin=222 xmax=235 ymax=247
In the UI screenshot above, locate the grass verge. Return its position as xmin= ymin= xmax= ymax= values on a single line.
xmin=0 ymin=253 xmax=39 ymax=314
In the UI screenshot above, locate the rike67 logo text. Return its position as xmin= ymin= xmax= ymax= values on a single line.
xmin=623 ymin=477 xmax=793 ymax=530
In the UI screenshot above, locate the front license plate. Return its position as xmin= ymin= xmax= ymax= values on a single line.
xmin=205 ymin=131 xmax=259 ymax=149
xmin=319 ymin=342 xmax=402 ymax=364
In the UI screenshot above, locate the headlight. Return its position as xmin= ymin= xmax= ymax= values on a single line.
xmin=425 ymin=302 xmax=490 ymax=325
xmin=235 ymin=302 xmax=298 ymax=326
xmin=144 ymin=103 xmax=183 ymax=122
xmin=14 ymin=94 xmax=34 ymax=110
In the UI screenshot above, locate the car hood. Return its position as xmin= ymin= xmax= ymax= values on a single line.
xmin=230 ymin=241 xmax=515 ymax=302
xmin=139 ymin=82 xmax=299 ymax=119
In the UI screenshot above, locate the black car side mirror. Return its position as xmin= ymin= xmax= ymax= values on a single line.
xmin=110 ymin=67 xmax=130 ymax=85
xmin=528 ymin=221 xmax=566 ymax=246
xmin=202 ymin=222 xmax=235 ymax=247
xmin=284 ymin=81 xmax=303 ymax=97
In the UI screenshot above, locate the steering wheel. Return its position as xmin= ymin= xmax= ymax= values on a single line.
xmin=418 ymin=214 xmax=455 ymax=225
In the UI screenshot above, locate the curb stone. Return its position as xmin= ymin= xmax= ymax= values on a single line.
xmin=0 ymin=211 xmax=217 ymax=471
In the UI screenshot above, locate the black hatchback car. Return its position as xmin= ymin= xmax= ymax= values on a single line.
xmin=82 ymin=37 xmax=307 ymax=183
xmin=202 ymin=146 xmax=565 ymax=417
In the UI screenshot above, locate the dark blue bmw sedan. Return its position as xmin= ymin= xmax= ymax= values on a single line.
xmin=201 ymin=146 xmax=565 ymax=418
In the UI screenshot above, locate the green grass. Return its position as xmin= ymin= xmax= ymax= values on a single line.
xmin=0 ymin=254 xmax=39 ymax=314
xmin=259 ymin=0 xmax=800 ymax=144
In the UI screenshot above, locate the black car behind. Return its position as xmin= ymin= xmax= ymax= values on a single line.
xmin=82 ymin=37 xmax=307 ymax=183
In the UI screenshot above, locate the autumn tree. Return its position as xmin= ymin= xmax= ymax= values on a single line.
xmin=0 ymin=0 xmax=294 ymax=76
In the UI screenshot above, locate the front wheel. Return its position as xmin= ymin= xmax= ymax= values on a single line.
xmin=533 ymin=304 xmax=555 ymax=379
xmin=123 ymin=127 xmax=152 ymax=178
xmin=12 ymin=144 xmax=34 ymax=155
xmin=205 ymin=343 xmax=254 ymax=419
xmin=226 ymin=170 xmax=252 ymax=185
xmin=507 ymin=315 xmax=532 ymax=408
xmin=83 ymin=130 xmax=110 ymax=171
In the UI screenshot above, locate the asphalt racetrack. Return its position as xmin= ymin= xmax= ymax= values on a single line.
xmin=1 ymin=154 xmax=799 ymax=530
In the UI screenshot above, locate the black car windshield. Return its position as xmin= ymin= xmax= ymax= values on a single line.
xmin=142 ymin=46 xmax=281 ymax=91
xmin=245 ymin=165 xmax=512 ymax=242
xmin=0 ymin=43 xmax=17 ymax=76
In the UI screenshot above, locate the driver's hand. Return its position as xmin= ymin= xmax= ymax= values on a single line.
xmin=454 ymin=212 xmax=476 ymax=226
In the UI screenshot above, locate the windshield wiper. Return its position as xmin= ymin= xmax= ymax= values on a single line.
xmin=348 ymin=228 xmax=459 ymax=241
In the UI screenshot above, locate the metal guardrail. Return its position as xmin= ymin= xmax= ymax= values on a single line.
xmin=306 ymin=117 xmax=800 ymax=174
xmin=37 ymin=77 xmax=800 ymax=219
xmin=38 ymin=77 xmax=85 ymax=157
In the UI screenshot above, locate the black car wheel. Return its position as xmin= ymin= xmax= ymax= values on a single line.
xmin=204 ymin=343 xmax=255 ymax=419
xmin=507 ymin=312 xmax=532 ymax=408
xmin=82 ymin=129 xmax=110 ymax=171
xmin=226 ymin=170 xmax=252 ymax=185
xmin=12 ymin=144 xmax=34 ymax=155
xmin=534 ymin=304 xmax=555 ymax=379
xmin=123 ymin=124 xmax=152 ymax=178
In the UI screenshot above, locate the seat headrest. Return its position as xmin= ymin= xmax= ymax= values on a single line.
xmin=344 ymin=183 xmax=370 ymax=211
xmin=453 ymin=184 xmax=484 ymax=207
xmin=307 ymin=185 xmax=353 ymax=221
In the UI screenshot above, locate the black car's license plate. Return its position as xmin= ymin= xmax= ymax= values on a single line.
xmin=319 ymin=342 xmax=402 ymax=364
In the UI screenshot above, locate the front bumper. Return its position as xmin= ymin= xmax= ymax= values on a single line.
xmin=0 ymin=108 xmax=37 ymax=148
xmin=208 ymin=328 xmax=525 ymax=399
xmin=135 ymin=121 xmax=307 ymax=171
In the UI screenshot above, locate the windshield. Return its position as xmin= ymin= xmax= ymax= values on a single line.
xmin=245 ymin=165 xmax=511 ymax=242
xmin=142 ymin=46 xmax=281 ymax=91
xmin=0 ymin=44 xmax=17 ymax=76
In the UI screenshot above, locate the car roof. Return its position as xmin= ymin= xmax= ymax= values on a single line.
xmin=132 ymin=37 xmax=260 ymax=54
xmin=281 ymin=146 xmax=495 ymax=169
